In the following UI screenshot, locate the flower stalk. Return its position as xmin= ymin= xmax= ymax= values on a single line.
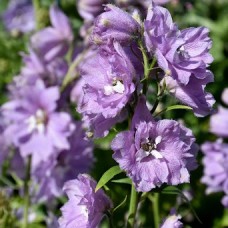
xmin=22 ymin=155 xmax=32 ymax=228
xmin=32 ymin=0 xmax=41 ymax=30
xmin=61 ymin=49 xmax=88 ymax=92
xmin=127 ymin=184 xmax=138 ymax=227
xmin=148 ymin=193 xmax=160 ymax=228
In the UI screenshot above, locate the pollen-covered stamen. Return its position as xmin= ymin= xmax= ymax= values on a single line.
xmin=177 ymin=45 xmax=190 ymax=59
xmin=26 ymin=109 xmax=47 ymax=133
xmin=141 ymin=136 xmax=163 ymax=159
xmin=104 ymin=79 xmax=125 ymax=95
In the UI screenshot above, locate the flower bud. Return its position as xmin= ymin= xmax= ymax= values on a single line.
xmin=77 ymin=0 xmax=107 ymax=21
xmin=92 ymin=4 xmax=141 ymax=45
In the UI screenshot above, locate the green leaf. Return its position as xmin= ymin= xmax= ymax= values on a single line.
xmin=221 ymin=209 xmax=228 ymax=226
xmin=95 ymin=166 xmax=123 ymax=192
xmin=112 ymin=178 xmax=132 ymax=185
xmin=113 ymin=195 xmax=128 ymax=213
xmin=10 ymin=173 xmax=23 ymax=187
xmin=155 ymin=105 xmax=192 ymax=117
xmin=161 ymin=186 xmax=180 ymax=194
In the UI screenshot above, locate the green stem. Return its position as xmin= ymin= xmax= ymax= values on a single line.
xmin=153 ymin=193 xmax=160 ymax=228
xmin=149 ymin=193 xmax=160 ymax=228
xmin=32 ymin=0 xmax=40 ymax=30
xmin=22 ymin=155 xmax=32 ymax=228
xmin=151 ymin=79 xmax=166 ymax=115
xmin=106 ymin=212 xmax=114 ymax=228
xmin=127 ymin=184 xmax=138 ymax=227
xmin=139 ymin=41 xmax=149 ymax=95
xmin=150 ymin=98 xmax=160 ymax=114
xmin=139 ymin=41 xmax=157 ymax=95
xmin=154 ymin=105 xmax=192 ymax=118
xmin=61 ymin=49 xmax=89 ymax=92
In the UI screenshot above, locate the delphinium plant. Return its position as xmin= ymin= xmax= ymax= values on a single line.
xmin=0 ymin=0 xmax=221 ymax=227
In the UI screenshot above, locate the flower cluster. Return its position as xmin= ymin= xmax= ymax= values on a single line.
xmin=201 ymin=88 xmax=228 ymax=208
xmin=32 ymin=122 xmax=94 ymax=202
xmin=59 ymin=1 xmax=212 ymax=226
xmin=2 ymin=0 xmax=35 ymax=34
xmin=0 ymin=0 xmax=218 ymax=227
xmin=144 ymin=4 xmax=214 ymax=117
xmin=112 ymin=96 xmax=198 ymax=192
xmin=77 ymin=1 xmax=214 ymax=139
xmin=3 ymin=80 xmax=73 ymax=168
xmin=77 ymin=42 xmax=138 ymax=137
xmin=0 ymin=3 xmax=95 ymax=210
xmin=201 ymin=140 xmax=228 ymax=208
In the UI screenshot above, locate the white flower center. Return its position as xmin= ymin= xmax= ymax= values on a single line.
xmin=141 ymin=136 xmax=163 ymax=159
xmin=104 ymin=80 xmax=125 ymax=95
xmin=26 ymin=109 xmax=46 ymax=134
xmin=80 ymin=205 xmax=89 ymax=218
xmin=177 ymin=45 xmax=190 ymax=59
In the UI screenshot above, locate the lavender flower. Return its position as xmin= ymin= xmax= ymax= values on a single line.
xmin=111 ymin=96 xmax=198 ymax=192
xmin=59 ymin=174 xmax=112 ymax=228
xmin=144 ymin=4 xmax=178 ymax=54
xmin=0 ymin=116 xmax=25 ymax=178
xmin=164 ymin=70 xmax=215 ymax=117
xmin=92 ymin=4 xmax=140 ymax=45
xmin=78 ymin=42 xmax=136 ymax=137
xmin=160 ymin=211 xmax=183 ymax=228
xmin=144 ymin=5 xmax=213 ymax=85
xmin=32 ymin=122 xmax=94 ymax=202
xmin=222 ymin=195 xmax=228 ymax=208
xmin=154 ymin=0 xmax=171 ymax=4
xmin=2 ymin=0 xmax=35 ymax=34
xmin=21 ymin=50 xmax=68 ymax=87
xmin=2 ymin=80 xmax=74 ymax=168
xmin=222 ymin=88 xmax=228 ymax=105
xmin=201 ymin=139 xmax=228 ymax=208
xmin=77 ymin=0 xmax=107 ymax=21
xmin=71 ymin=78 xmax=85 ymax=104
xmin=82 ymin=109 xmax=127 ymax=138
xmin=31 ymin=5 xmax=73 ymax=62
xmin=210 ymin=106 xmax=228 ymax=138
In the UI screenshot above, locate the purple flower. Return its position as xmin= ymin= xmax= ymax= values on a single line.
xmin=70 ymin=47 xmax=99 ymax=104
xmin=222 ymin=195 xmax=228 ymax=208
xmin=144 ymin=4 xmax=178 ymax=54
xmin=2 ymin=0 xmax=35 ymax=34
xmin=160 ymin=211 xmax=183 ymax=228
xmin=92 ymin=4 xmax=140 ymax=45
xmin=20 ymin=50 xmax=68 ymax=87
xmin=164 ymin=70 xmax=215 ymax=117
xmin=31 ymin=5 xmax=73 ymax=62
xmin=0 ymin=116 xmax=25 ymax=179
xmin=71 ymin=78 xmax=85 ymax=104
xmin=32 ymin=122 xmax=94 ymax=202
xmin=82 ymin=108 xmax=127 ymax=138
xmin=2 ymin=80 xmax=74 ymax=168
xmin=77 ymin=0 xmax=107 ymax=21
xmin=111 ymin=96 xmax=198 ymax=192
xmin=58 ymin=174 xmax=112 ymax=228
xmin=210 ymin=106 xmax=228 ymax=138
xmin=77 ymin=42 xmax=136 ymax=137
xmin=154 ymin=0 xmax=171 ymax=4
xmin=144 ymin=5 xmax=213 ymax=85
xmin=201 ymin=140 xmax=228 ymax=208
xmin=222 ymin=88 xmax=228 ymax=105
